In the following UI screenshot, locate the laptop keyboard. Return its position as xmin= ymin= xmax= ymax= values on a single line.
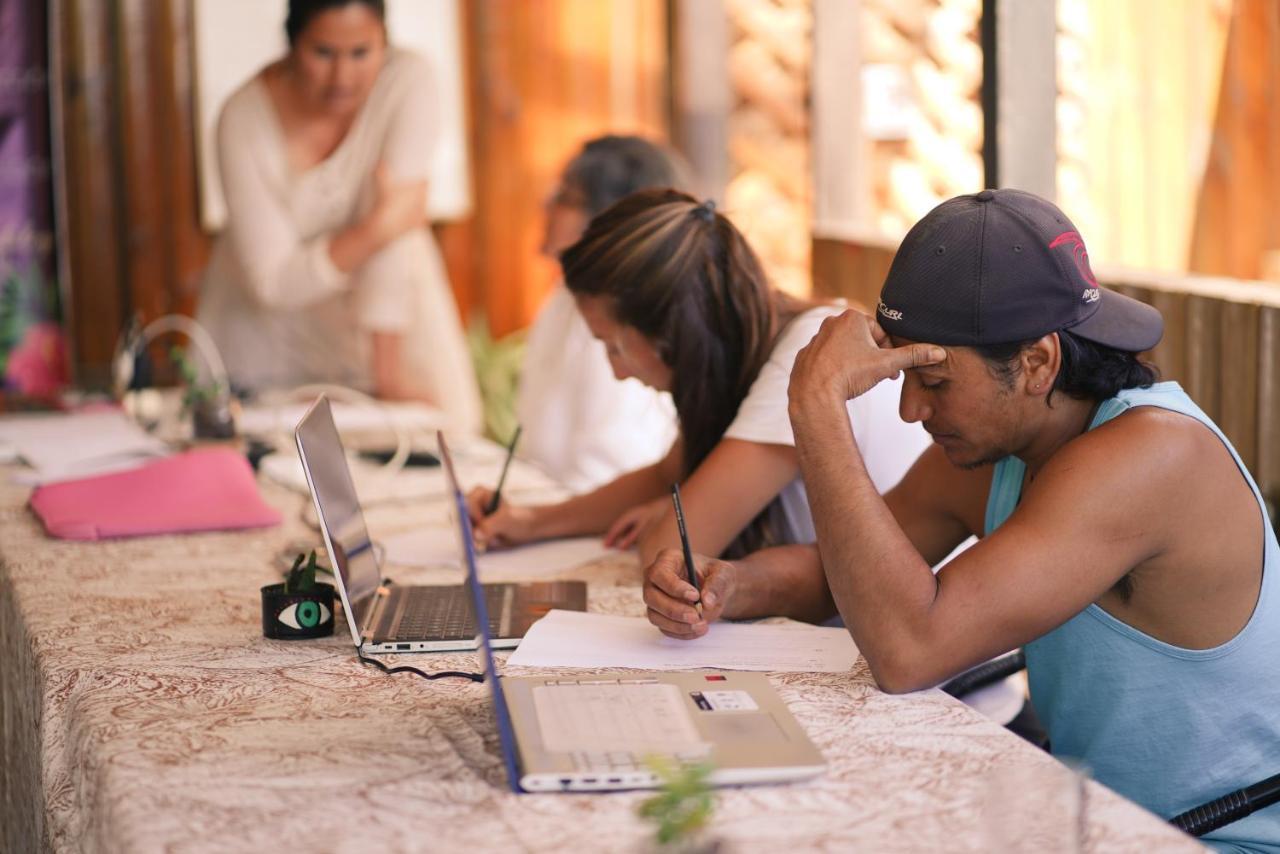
xmin=395 ymin=585 xmax=508 ymax=640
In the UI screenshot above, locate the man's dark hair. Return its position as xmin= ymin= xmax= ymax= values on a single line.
xmin=285 ymin=0 xmax=385 ymax=45
xmin=976 ymin=329 xmax=1158 ymax=403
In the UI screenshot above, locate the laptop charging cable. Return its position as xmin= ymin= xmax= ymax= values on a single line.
xmin=356 ymin=649 xmax=483 ymax=682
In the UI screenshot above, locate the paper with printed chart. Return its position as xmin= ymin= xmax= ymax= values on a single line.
xmin=506 ymin=609 xmax=858 ymax=673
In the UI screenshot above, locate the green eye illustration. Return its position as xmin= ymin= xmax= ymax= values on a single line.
xmin=278 ymin=600 xmax=332 ymax=630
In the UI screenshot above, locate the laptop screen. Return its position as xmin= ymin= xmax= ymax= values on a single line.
xmin=295 ymin=397 xmax=381 ymax=636
xmin=438 ymin=431 xmax=524 ymax=793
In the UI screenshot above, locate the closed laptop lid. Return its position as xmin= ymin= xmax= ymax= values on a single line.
xmin=437 ymin=431 xmax=524 ymax=792
xmin=295 ymin=396 xmax=381 ymax=643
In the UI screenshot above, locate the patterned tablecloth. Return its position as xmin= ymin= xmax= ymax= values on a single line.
xmin=0 ymin=456 xmax=1203 ymax=853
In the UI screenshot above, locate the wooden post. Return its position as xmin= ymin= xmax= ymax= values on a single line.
xmin=670 ymin=0 xmax=730 ymax=201
xmin=994 ymin=0 xmax=1056 ymax=199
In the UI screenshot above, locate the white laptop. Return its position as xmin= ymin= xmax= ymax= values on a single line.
xmin=294 ymin=396 xmax=586 ymax=653
xmin=437 ymin=431 xmax=827 ymax=792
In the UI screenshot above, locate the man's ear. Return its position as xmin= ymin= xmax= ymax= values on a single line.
xmin=1021 ymin=333 xmax=1061 ymax=396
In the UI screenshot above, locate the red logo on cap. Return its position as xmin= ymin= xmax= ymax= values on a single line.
xmin=1049 ymin=231 xmax=1098 ymax=288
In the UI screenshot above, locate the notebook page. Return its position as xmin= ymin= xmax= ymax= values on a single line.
xmin=507 ymin=609 xmax=858 ymax=673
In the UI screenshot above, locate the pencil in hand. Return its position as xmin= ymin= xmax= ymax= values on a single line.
xmin=670 ymin=483 xmax=702 ymax=617
xmin=485 ymin=424 xmax=522 ymax=516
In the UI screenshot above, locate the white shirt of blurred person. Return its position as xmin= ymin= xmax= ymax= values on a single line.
xmin=515 ymin=136 xmax=681 ymax=493
xmin=196 ymin=0 xmax=482 ymax=432
xmin=467 ymin=190 xmax=930 ymax=578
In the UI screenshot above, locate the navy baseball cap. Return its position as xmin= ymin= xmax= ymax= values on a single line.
xmin=876 ymin=188 xmax=1163 ymax=352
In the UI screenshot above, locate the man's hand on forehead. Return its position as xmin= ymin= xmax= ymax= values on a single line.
xmin=789 ymin=309 xmax=946 ymax=409
xmin=887 ymin=333 xmax=950 ymax=372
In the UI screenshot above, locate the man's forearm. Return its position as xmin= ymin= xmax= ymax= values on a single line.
xmin=723 ymin=544 xmax=837 ymax=624
xmin=790 ymin=398 xmax=939 ymax=687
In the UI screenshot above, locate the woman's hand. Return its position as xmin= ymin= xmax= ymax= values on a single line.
xmin=369 ymin=164 xmax=427 ymax=244
xmin=642 ymin=548 xmax=737 ymax=639
xmin=463 ymin=486 xmax=541 ymax=550
xmin=604 ymin=496 xmax=669 ymax=550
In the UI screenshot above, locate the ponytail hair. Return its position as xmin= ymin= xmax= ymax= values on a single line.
xmin=561 ymin=189 xmax=785 ymax=556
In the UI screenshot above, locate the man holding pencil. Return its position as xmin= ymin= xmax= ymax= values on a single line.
xmin=641 ymin=189 xmax=1280 ymax=852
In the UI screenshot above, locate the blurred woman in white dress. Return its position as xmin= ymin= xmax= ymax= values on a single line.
xmin=197 ymin=0 xmax=482 ymax=432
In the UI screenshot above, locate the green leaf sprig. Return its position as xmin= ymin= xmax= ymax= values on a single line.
xmin=637 ymin=757 xmax=716 ymax=847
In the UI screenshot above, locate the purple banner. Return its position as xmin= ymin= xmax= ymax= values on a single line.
xmin=0 ymin=0 xmax=67 ymax=396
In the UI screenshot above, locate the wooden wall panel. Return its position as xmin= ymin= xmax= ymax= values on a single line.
xmin=811 ymin=235 xmax=894 ymax=312
xmin=1218 ymin=300 xmax=1260 ymax=466
xmin=466 ymin=0 xmax=668 ymax=338
xmin=1188 ymin=0 xmax=1280 ymax=281
xmin=1183 ymin=295 xmax=1223 ymax=422
xmin=1143 ymin=288 xmax=1190 ymax=384
xmin=57 ymin=0 xmax=129 ymax=389
xmin=55 ymin=0 xmax=210 ymax=388
xmin=1258 ymin=307 xmax=1280 ymax=506
xmin=117 ymin=0 xmax=172 ymax=324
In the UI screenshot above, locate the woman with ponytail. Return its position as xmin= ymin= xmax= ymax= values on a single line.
xmin=466 ymin=189 xmax=929 ymax=618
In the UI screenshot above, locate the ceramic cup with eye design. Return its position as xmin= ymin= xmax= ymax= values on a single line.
xmin=261 ymin=582 xmax=336 ymax=640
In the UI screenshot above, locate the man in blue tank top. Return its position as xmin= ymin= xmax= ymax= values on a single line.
xmin=640 ymin=189 xmax=1279 ymax=852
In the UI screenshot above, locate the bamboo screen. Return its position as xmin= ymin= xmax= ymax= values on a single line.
xmin=724 ymin=0 xmax=814 ymax=297
xmin=859 ymin=0 xmax=984 ymax=239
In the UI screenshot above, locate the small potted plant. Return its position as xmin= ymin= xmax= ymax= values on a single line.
xmin=261 ymin=550 xmax=336 ymax=640
xmin=171 ymin=345 xmax=236 ymax=440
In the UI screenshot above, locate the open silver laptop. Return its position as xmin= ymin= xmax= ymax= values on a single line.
xmin=294 ymin=396 xmax=585 ymax=653
xmin=437 ymin=431 xmax=827 ymax=792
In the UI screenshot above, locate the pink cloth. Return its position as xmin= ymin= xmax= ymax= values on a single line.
xmin=29 ymin=448 xmax=281 ymax=540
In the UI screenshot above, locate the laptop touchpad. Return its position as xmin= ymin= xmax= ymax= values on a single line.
xmin=699 ymin=712 xmax=786 ymax=743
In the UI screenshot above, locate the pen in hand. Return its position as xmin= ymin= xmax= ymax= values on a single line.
xmin=670 ymin=483 xmax=702 ymax=617
xmin=484 ymin=424 xmax=523 ymax=516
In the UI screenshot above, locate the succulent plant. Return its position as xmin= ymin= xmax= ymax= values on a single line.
xmin=283 ymin=550 xmax=322 ymax=595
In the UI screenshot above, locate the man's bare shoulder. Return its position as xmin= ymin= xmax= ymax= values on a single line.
xmin=1056 ymin=404 xmax=1218 ymax=477
xmin=1025 ymin=402 xmax=1227 ymax=533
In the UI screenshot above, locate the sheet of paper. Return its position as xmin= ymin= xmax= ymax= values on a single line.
xmin=507 ymin=609 xmax=858 ymax=673
xmin=380 ymin=528 xmax=616 ymax=579
xmin=477 ymin=537 xmax=616 ymax=578
xmin=0 ymin=411 xmax=169 ymax=484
